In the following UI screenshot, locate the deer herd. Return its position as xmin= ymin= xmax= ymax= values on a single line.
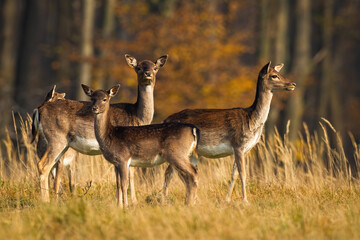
xmin=31 ymin=54 xmax=296 ymax=208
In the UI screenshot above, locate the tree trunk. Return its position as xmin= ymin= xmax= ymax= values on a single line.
xmin=317 ymin=0 xmax=343 ymax=134
xmin=14 ymin=0 xmax=40 ymax=115
xmin=0 ymin=0 xmax=20 ymax=136
xmin=285 ymin=0 xmax=311 ymax=140
xmin=77 ymin=0 xmax=95 ymax=101
xmin=318 ymin=0 xmax=333 ymax=120
xmin=266 ymin=0 xmax=289 ymax=135
xmin=259 ymin=0 xmax=270 ymax=62
xmin=54 ymin=0 xmax=72 ymax=93
xmin=95 ymin=0 xmax=115 ymax=90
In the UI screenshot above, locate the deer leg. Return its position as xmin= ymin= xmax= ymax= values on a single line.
xmin=183 ymin=168 xmax=198 ymax=205
xmin=129 ymin=167 xmax=138 ymax=204
xmin=234 ymin=149 xmax=248 ymax=203
xmin=177 ymin=171 xmax=191 ymax=203
xmin=114 ymin=166 xmax=123 ymax=208
xmin=188 ymin=166 xmax=198 ymax=205
xmin=37 ymin=143 xmax=69 ymax=202
xmin=119 ymin=162 xmax=129 ymax=208
xmin=163 ymin=154 xmax=199 ymax=199
xmin=60 ymin=149 xmax=76 ymax=194
xmin=163 ymin=164 xmax=174 ymax=200
xmin=68 ymin=158 xmax=76 ymax=195
xmin=49 ymin=164 xmax=56 ymax=194
xmin=225 ymin=160 xmax=239 ymax=202
xmin=54 ymin=150 xmax=77 ymax=199
xmin=37 ymin=136 xmax=51 ymax=192
xmin=54 ymin=158 xmax=64 ymax=201
xmin=172 ymin=160 xmax=198 ymax=205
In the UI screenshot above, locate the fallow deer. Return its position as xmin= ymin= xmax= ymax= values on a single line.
xmin=31 ymin=85 xmax=67 ymax=188
xmin=83 ymin=84 xmax=199 ymax=207
xmin=163 ymin=62 xmax=296 ymax=203
xmin=32 ymin=55 xmax=168 ymax=202
xmin=31 ymin=85 xmax=66 ymax=143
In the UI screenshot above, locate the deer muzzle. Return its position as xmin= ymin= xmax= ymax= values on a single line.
xmin=92 ymin=106 xmax=99 ymax=114
xmin=287 ymin=82 xmax=296 ymax=91
xmin=143 ymin=72 xmax=153 ymax=81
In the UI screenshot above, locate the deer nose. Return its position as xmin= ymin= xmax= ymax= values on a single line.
xmin=144 ymin=72 xmax=152 ymax=77
xmin=92 ymin=106 xmax=98 ymax=112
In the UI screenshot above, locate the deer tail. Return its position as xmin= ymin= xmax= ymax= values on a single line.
xmin=191 ymin=127 xmax=200 ymax=158
xmin=31 ymin=108 xmax=39 ymax=143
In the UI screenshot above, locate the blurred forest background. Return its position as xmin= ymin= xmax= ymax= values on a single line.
xmin=0 ymin=0 xmax=359 ymax=146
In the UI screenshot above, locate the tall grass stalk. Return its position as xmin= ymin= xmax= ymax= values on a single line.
xmin=0 ymin=115 xmax=360 ymax=239
xmin=0 ymin=115 xmax=359 ymax=196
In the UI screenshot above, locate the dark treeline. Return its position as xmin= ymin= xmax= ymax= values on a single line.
xmin=0 ymin=0 xmax=359 ymax=147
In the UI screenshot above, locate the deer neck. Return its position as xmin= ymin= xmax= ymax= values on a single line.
xmin=94 ymin=107 xmax=112 ymax=148
xmin=249 ymin=78 xmax=273 ymax=130
xmin=135 ymin=84 xmax=154 ymax=125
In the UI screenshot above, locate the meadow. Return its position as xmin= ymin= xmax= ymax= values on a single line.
xmin=0 ymin=115 xmax=359 ymax=240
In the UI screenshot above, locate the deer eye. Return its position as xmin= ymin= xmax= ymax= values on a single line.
xmin=271 ymin=75 xmax=278 ymax=79
xmin=153 ymin=66 xmax=158 ymax=71
xmin=103 ymin=98 xmax=107 ymax=102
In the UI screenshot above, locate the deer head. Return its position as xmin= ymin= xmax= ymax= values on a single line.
xmin=259 ymin=62 xmax=296 ymax=92
xmin=82 ymin=84 xmax=121 ymax=114
xmin=44 ymin=85 xmax=66 ymax=103
xmin=125 ymin=54 xmax=168 ymax=87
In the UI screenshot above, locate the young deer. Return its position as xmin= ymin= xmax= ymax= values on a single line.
xmin=32 ymin=55 xmax=168 ymax=202
xmin=83 ymin=84 xmax=199 ymax=207
xmin=163 ymin=62 xmax=296 ymax=203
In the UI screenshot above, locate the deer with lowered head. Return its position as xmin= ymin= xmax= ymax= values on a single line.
xmin=32 ymin=85 xmax=66 ymax=142
xmin=82 ymin=84 xmax=199 ymax=207
xmin=31 ymin=85 xmax=66 ymax=184
xmin=32 ymin=54 xmax=168 ymax=202
xmin=163 ymin=62 xmax=296 ymax=203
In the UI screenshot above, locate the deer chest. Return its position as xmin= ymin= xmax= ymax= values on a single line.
xmin=241 ymin=125 xmax=264 ymax=153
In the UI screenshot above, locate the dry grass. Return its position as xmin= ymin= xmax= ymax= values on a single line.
xmin=0 ymin=115 xmax=359 ymax=239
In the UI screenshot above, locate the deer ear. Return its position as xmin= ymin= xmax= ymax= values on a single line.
xmin=81 ymin=84 xmax=93 ymax=97
xmin=44 ymin=85 xmax=56 ymax=102
xmin=260 ymin=61 xmax=271 ymax=77
xmin=274 ymin=63 xmax=284 ymax=72
xmin=108 ymin=84 xmax=120 ymax=98
xmin=125 ymin=54 xmax=137 ymax=68
xmin=155 ymin=55 xmax=168 ymax=68
xmin=267 ymin=61 xmax=271 ymax=73
xmin=59 ymin=93 xmax=66 ymax=99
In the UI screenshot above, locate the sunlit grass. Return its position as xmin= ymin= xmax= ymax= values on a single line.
xmin=0 ymin=115 xmax=359 ymax=239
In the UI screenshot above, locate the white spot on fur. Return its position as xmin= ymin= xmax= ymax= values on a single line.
xmin=198 ymin=141 xmax=234 ymax=158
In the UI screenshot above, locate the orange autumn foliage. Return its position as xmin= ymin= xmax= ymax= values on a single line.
xmin=91 ymin=1 xmax=257 ymax=122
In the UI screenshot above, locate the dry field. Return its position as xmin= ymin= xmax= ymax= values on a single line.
xmin=0 ymin=115 xmax=359 ymax=239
